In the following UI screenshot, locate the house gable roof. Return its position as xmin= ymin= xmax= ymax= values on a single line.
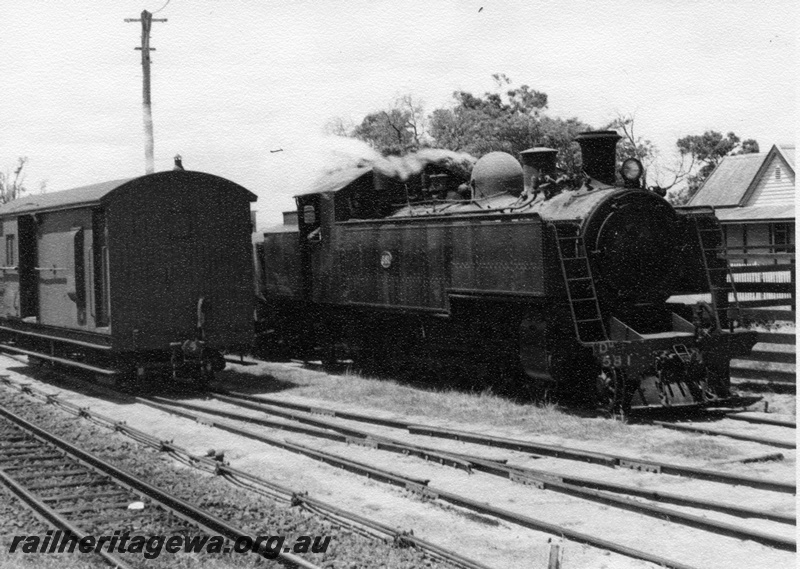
xmin=739 ymin=144 xmax=795 ymax=206
xmin=687 ymin=144 xmax=795 ymax=208
xmin=778 ymin=144 xmax=795 ymax=170
xmin=687 ymin=153 xmax=767 ymax=207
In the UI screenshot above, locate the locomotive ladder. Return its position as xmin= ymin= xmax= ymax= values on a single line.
xmin=693 ymin=217 xmax=742 ymax=329
xmin=551 ymin=223 xmax=607 ymax=343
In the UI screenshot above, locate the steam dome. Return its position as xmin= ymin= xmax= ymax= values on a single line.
xmin=470 ymin=152 xmax=524 ymax=199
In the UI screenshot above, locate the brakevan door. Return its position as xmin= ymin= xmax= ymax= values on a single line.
xmin=18 ymin=215 xmax=39 ymax=320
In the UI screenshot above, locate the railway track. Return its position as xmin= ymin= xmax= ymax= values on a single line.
xmin=1 ymin=364 xmax=796 ymax=569
xmin=0 ymin=398 xmax=319 ymax=569
xmin=0 ymin=376 xmax=493 ymax=569
xmin=137 ymin=393 xmax=796 ymax=541
xmin=1 ymin=384 xmax=704 ymax=569
xmin=100 ymin=390 xmax=795 ymax=565
xmin=652 ymin=420 xmax=795 ymax=449
xmin=209 ymin=388 xmax=796 ymax=492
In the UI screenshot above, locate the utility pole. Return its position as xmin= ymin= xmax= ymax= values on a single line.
xmin=125 ymin=10 xmax=167 ymax=174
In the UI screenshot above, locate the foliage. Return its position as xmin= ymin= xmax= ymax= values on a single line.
xmin=330 ymin=75 xmax=759 ymax=193
xmin=605 ymin=113 xmax=695 ymax=195
xmin=605 ymin=114 xmax=656 ymax=176
xmin=351 ymin=95 xmax=428 ymax=155
xmin=323 ymin=116 xmax=356 ymax=137
xmin=0 ymin=158 xmax=32 ymax=204
xmin=428 ymin=75 xmax=590 ymax=176
xmin=672 ymin=131 xmax=759 ymax=204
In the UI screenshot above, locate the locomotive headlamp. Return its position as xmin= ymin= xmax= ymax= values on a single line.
xmin=620 ymin=158 xmax=643 ymax=182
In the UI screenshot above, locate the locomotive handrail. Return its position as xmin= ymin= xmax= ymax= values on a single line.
xmin=336 ymin=210 xmax=546 ymax=226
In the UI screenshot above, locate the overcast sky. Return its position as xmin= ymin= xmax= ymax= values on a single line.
xmin=1 ymin=1 xmax=796 ymax=226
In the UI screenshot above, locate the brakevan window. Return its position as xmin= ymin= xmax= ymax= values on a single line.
xmin=5 ymin=234 xmax=14 ymax=266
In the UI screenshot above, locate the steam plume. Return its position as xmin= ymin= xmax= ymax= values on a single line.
xmin=316 ymin=137 xmax=476 ymax=180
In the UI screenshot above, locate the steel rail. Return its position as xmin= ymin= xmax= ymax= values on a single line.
xmin=215 ymin=388 xmax=796 ymax=494
xmin=139 ymin=397 xmax=432 ymax=488
xmin=0 ymin=377 xmax=507 ymax=569
xmin=2 ymin=376 xmax=794 ymax=565
xmin=409 ymin=424 xmax=796 ymax=493
xmin=725 ymin=413 xmax=796 ymax=429
xmin=0 ymin=460 xmax=135 ymax=569
xmin=154 ymin=395 xmax=797 ymax=529
xmin=653 ymin=420 xmax=796 ymax=449
xmin=154 ymin=395 xmax=481 ymax=472
xmin=0 ymin=344 xmax=118 ymax=375
xmin=0 ymin=404 xmax=319 ymax=569
xmin=219 ymin=468 xmax=495 ymax=569
xmin=212 ymin=388 xmax=411 ymax=428
xmin=138 ymin=395 xmax=800 ymax=562
xmin=132 ymin=399 xmax=709 ymax=569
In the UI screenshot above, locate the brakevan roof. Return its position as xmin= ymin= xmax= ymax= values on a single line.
xmin=0 ymin=171 xmax=256 ymax=217
xmin=0 ymin=178 xmax=133 ymax=216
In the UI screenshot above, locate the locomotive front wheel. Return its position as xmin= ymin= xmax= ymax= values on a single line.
xmin=597 ymin=368 xmax=627 ymax=419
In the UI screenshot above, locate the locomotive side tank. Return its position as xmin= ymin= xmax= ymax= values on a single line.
xmin=0 ymin=169 xmax=256 ymax=387
xmin=258 ymin=131 xmax=757 ymax=412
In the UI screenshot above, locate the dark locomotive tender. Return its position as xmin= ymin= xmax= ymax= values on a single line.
xmin=0 ymin=169 xmax=256 ymax=387
xmin=257 ymin=130 xmax=758 ymax=411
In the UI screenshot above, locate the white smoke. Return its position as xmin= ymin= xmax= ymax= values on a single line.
xmin=371 ymin=148 xmax=477 ymax=180
xmin=312 ymin=136 xmax=477 ymax=180
xmin=257 ymin=136 xmax=479 ymax=228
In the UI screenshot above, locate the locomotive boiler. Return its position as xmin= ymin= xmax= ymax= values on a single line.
xmin=258 ymin=131 xmax=757 ymax=412
xmin=0 ymin=168 xmax=256 ymax=388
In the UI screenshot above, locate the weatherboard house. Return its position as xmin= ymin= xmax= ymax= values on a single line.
xmin=686 ymin=144 xmax=795 ymax=306
xmin=688 ymin=144 xmax=795 ymax=250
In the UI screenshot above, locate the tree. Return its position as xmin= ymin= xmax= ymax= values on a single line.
xmin=672 ymin=131 xmax=759 ymax=204
xmin=351 ymin=95 xmax=429 ymax=155
xmin=429 ymin=76 xmax=589 ymax=175
xmin=323 ymin=116 xmax=356 ymax=137
xmin=605 ymin=114 xmax=656 ymax=175
xmin=604 ymin=113 xmax=691 ymax=194
xmin=1 ymin=157 xmax=34 ymax=204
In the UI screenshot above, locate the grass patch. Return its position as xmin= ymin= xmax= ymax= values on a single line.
xmin=647 ymin=438 xmax=739 ymax=460
xmin=222 ymin=364 xmax=639 ymax=444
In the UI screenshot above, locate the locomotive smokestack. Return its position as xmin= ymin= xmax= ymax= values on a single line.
xmin=173 ymin=154 xmax=184 ymax=171
xmin=520 ymin=147 xmax=557 ymax=194
xmin=575 ymin=130 xmax=621 ymax=186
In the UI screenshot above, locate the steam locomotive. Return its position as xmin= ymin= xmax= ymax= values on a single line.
xmin=257 ymin=131 xmax=758 ymax=412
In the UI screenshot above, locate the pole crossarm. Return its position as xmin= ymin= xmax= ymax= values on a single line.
xmin=124 ymin=10 xmax=167 ymax=175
